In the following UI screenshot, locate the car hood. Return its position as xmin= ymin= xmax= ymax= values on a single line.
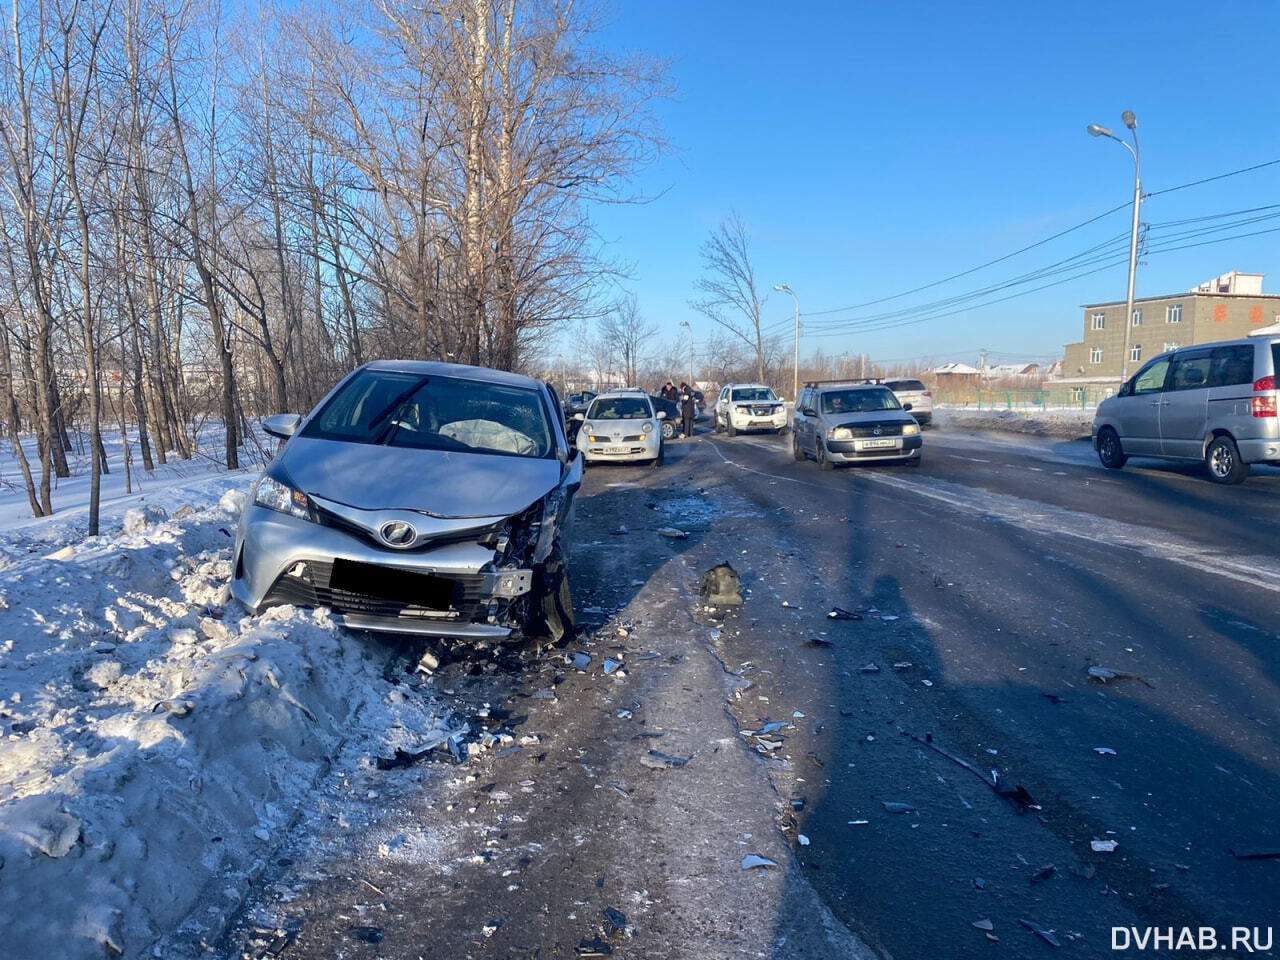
xmin=279 ymin=436 xmax=561 ymax=519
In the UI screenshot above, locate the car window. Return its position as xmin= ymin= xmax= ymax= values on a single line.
xmin=730 ymin=387 xmax=778 ymax=402
xmin=1208 ymin=345 xmax=1254 ymax=387
xmin=820 ymin=388 xmax=901 ymax=414
xmin=1167 ymin=352 xmax=1211 ymax=391
xmin=301 ymin=369 xmax=553 ymax=458
xmin=1131 ymin=358 xmax=1171 ymax=396
xmin=587 ymin=396 xmax=652 ymax=420
xmin=888 ymin=379 xmax=926 ymax=392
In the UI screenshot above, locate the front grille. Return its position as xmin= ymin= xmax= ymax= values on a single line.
xmin=840 ymin=421 xmax=904 ymax=438
xmin=750 ymin=404 xmax=779 ymax=416
xmin=263 ymin=559 xmax=488 ymax=621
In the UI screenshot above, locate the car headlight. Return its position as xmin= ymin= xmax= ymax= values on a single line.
xmin=254 ymin=476 xmax=314 ymax=521
xmin=902 ymin=423 xmax=920 ymax=436
xmin=642 ymin=422 xmax=653 ymax=433
xmin=829 ymin=427 xmax=853 ymax=441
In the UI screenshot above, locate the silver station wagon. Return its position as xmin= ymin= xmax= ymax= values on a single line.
xmin=792 ymin=380 xmax=923 ymax=469
xmin=1092 ymin=334 xmax=1280 ymax=484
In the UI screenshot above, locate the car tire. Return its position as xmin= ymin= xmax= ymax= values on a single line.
xmin=661 ymin=420 xmax=675 ymax=440
xmin=650 ymin=446 xmax=664 ymax=468
xmin=792 ymin=434 xmax=805 ymax=461
xmin=526 ymin=541 xmax=574 ymax=642
xmin=904 ymin=454 xmax=922 ymax=467
xmin=1096 ymin=427 xmax=1127 ymax=470
xmin=777 ymin=425 xmax=788 ymax=436
xmin=727 ymin=421 xmax=737 ymax=437
xmin=1205 ymin=435 xmax=1249 ymax=485
xmin=817 ymin=442 xmax=834 ymax=471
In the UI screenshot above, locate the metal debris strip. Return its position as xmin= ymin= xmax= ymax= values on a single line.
xmin=741 ymin=854 xmax=779 ymax=870
xmin=602 ymin=907 xmax=627 ymax=936
xmin=603 ymin=658 xmax=624 ymax=675
xmin=577 ymin=937 xmax=613 ymax=956
xmin=1093 ymin=746 xmax=1117 ymax=756
xmin=882 ymin=801 xmax=916 ymax=814
xmin=656 ymin=527 xmax=688 ymax=539
xmin=572 ymin=652 xmax=592 ymax=671
xmin=1087 ymin=664 xmax=1155 ymax=688
xmin=858 ymin=662 xmax=881 ymax=673
xmin=1230 ymin=847 xmax=1280 ymax=859
xmin=805 ymin=637 xmax=833 ymax=648
xmin=827 ymin=607 xmax=863 ymax=621
xmin=1019 ymin=918 xmax=1062 ymax=948
xmin=901 ymin=729 xmax=1042 ymax=812
xmin=640 ymin=749 xmax=689 ymax=769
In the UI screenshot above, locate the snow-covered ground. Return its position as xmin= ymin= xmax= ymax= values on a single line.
xmin=0 ymin=407 xmax=1097 ymax=958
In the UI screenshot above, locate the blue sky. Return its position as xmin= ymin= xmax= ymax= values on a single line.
xmin=584 ymin=0 xmax=1280 ymax=370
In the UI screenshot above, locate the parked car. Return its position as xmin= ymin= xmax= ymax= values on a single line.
xmin=714 ymin=383 xmax=788 ymax=436
xmin=1092 ymin=334 xmax=1280 ymax=484
xmin=231 ymin=360 xmax=581 ymax=641
xmin=884 ymin=378 xmax=933 ymax=425
xmin=574 ymin=388 xmax=665 ymax=467
xmin=649 ymin=394 xmax=680 ymax=439
xmin=792 ymin=380 xmax=922 ymax=469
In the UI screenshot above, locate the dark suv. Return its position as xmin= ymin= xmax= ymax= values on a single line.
xmin=792 ymin=381 xmax=923 ymax=470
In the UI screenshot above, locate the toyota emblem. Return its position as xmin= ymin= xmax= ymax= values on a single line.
xmin=379 ymin=521 xmax=417 ymax=548
xmin=872 ymin=425 xmax=883 ymax=436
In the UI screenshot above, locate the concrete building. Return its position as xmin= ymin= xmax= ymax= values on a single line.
xmin=1048 ymin=271 xmax=1280 ymax=405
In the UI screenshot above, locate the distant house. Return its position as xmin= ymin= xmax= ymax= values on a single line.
xmin=932 ymin=362 xmax=980 ymax=383
xmin=982 ymin=363 xmax=1042 ymax=381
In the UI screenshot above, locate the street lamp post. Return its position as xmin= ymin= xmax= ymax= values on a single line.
xmin=1088 ymin=110 xmax=1142 ymax=386
xmin=678 ymin=320 xmax=694 ymax=387
xmin=773 ymin=284 xmax=800 ymax=404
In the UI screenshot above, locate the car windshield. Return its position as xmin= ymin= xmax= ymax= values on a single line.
xmin=300 ymin=368 xmax=553 ymax=458
xmin=731 ymin=387 xmax=777 ymax=402
xmin=889 ymin=380 xmax=926 ymax=392
xmin=821 ymin=388 xmax=902 ymax=414
xmin=587 ymin=396 xmax=652 ymax=420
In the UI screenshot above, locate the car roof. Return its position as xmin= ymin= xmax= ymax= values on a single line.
xmin=728 ymin=382 xmax=771 ymax=389
xmin=595 ymin=387 xmax=648 ymax=396
xmin=361 ymin=359 xmax=544 ymax=391
xmin=808 ymin=381 xmax=892 ymax=391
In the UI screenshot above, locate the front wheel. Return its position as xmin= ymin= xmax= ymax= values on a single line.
xmin=1096 ymin=428 xmax=1127 ymax=469
xmin=817 ymin=441 xmax=834 ymax=471
xmin=525 ymin=541 xmax=574 ymax=642
xmin=650 ymin=446 xmax=664 ymax=468
xmin=726 ymin=421 xmax=737 ymax=437
xmin=1206 ymin=435 xmax=1249 ymax=484
xmin=661 ymin=421 xmax=675 ymax=440
xmin=777 ymin=424 xmax=788 ymax=436
xmin=792 ymin=434 xmax=805 ymax=461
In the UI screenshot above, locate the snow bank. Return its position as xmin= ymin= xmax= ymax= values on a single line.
xmin=934 ymin=405 xmax=1093 ymax=440
xmin=0 ymin=473 xmax=453 ymax=959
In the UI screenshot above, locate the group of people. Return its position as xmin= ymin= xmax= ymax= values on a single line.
xmin=659 ymin=380 xmax=697 ymax=439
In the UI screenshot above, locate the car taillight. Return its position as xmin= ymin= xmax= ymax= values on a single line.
xmin=1253 ymin=376 xmax=1276 ymax=418
xmin=923 ymin=391 xmax=932 ymax=397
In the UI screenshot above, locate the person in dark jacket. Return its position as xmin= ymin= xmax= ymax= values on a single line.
xmin=660 ymin=380 xmax=679 ymax=403
xmin=679 ymin=382 xmax=696 ymax=438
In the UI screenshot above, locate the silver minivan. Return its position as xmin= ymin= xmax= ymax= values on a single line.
xmin=1092 ymin=334 xmax=1280 ymax=483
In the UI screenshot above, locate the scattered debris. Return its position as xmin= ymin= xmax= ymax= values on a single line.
xmin=1230 ymin=847 xmax=1280 ymax=860
xmin=902 ymin=729 xmax=1042 ymax=811
xmin=858 ymin=662 xmax=881 ymax=673
xmin=741 ymin=854 xmax=779 ymax=871
xmin=374 ymin=746 xmax=433 ymax=770
xmin=640 ymin=750 xmax=689 ymax=769
xmin=602 ymin=907 xmax=627 ymax=936
xmin=973 ymin=877 xmax=987 ymax=890
xmin=1042 ymin=693 xmax=1067 ymax=704
xmin=699 ymin=563 xmax=743 ymax=606
xmin=805 ymin=637 xmax=833 ymax=648
xmin=892 ymin=661 xmax=913 ymax=669
xmin=347 ymin=926 xmax=384 ymax=944
xmin=482 ymin=919 xmax=504 ymax=938
xmin=790 ymin=798 xmax=806 ymax=811
xmin=792 ymin=711 xmax=805 ymax=718
xmin=797 ymin=834 xmax=810 ymax=846
xmin=657 ymin=527 xmax=688 ymax=540
xmin=603 ymin=658 xmax=624 ymax=675
xmin=880 ymin=614 xmax=900 ymax=622
xmin=827 ymin=607 xmax=863 ymax=621
xmin=882 ymin=801 xmax=916 ymax=814
xmin=495 ymin=745 xmax=522 ymax=759
xmin=635 ymin=652 xmax=661 ymax=661
xmin=781 ymin=600 xmax=800 ymax=609
xmin=1091 ymin=839 xmax=1119 ymax=853
xmin=577 ymin=936 xmax=613 ymax=956
xmin=1087 ymin=665 xmax=1154 ymax=687
xmin=611 ymin=524 xmax=628 ymax=536
xmin=1093 ymin=747 xmax=1117 ymax=756
xmin=920 ymin=679 xmax=934 ymax=687
xmin=1029 ymin=865 xmax=1056 ymax=884
xmin=973 ymin=919 xmax=994 ymax=931
xmin=1019 ymin=918 xmax=1062 ymax=948
xmin=572 ymin=652 xmax=592 ymax=671
xmin=617 ymin=709 xmax=633 ymax=720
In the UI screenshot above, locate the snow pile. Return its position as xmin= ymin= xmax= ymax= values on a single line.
xmin=0 ymin=471 xmax=452 ymax=959
xmin=934 ymin=406 xmax=1094 ymax=440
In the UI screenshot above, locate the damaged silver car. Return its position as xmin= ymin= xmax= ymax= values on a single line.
xmin=230 ymin=360 xmax=581 ymax=641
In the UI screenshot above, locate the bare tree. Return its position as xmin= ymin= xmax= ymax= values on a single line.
xmin=690 ymin=213 xmax=768 ymax=382
xmin=596 ymin=295 xmax=654 ymax=389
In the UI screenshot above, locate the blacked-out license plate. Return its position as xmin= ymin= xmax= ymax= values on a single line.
xmin=331 ymin=558 xmax=454 ymax=609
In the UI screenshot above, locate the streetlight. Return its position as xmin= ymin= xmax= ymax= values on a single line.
xmin=1088 ymin=110 xmax=1142 ymax=386
xmin=773 ymin=283 xmax=800 ymax=404
xmin=678 ymin=320 xmax=695 ymax=387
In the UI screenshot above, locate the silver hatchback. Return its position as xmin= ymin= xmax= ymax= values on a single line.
xmin=1092 ymin=335 xmax=1280 ymax=484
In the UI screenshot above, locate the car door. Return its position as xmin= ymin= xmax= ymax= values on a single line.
xmin=1112 ymin=357 xmax=1171 ymax=455
xmin=716 ymin=387 xmax=730 ymax=428
xmin=796 ymin=388 xmax=815 ymax=453
xmin=1159 ymin=349 xmax=1212 ymax=459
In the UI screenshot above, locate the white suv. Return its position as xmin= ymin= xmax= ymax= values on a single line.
xmin=575 ymin=389 xmax=665 ymax=467
xmin=884 ymin=378 xmax=932 ymax=425
xmin=714 ymin=383 xmax=788 ymax=436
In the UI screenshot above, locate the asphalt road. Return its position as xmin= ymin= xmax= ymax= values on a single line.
xmin=217 ymin=424 xmax=1280 ymax=960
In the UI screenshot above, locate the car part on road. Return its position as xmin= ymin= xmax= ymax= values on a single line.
xmin=699 ymin=562 xmax=743 ymax=606
xmin=1018 ymin=918 xmax=1062 ymax=948
xmin=882 ymin=801 xmax=916 ymax=813
xmin=740 ymin=854 xmax=779 ymax=870
xmin=828 ymin=606 xmax=863 ymax=620
xmin=640 ymin=749 xmax=689 ymax=769
xmin=657 ymin=527 xmax=688 ymax=539
xmin=1029 ymin=864 xmax=1056 ymax=883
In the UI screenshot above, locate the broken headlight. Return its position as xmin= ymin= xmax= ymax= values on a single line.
xmin=253 ymin=476 xmax=315 ymax=522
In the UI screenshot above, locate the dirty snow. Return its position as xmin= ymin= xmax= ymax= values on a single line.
xmin=0 ymin=427 xmax=454 ymax=959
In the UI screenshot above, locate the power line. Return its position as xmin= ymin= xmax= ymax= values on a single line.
xmin=1146 ymin=158 xmax=1280 ymax=198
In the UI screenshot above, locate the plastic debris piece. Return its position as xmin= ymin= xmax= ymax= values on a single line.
xmin=577 ymin=937 xmax=613 ymax=956
xmin=882 ymin=801 xmax=916 ymax=814
xmin=892 ymin=661 xmax=913 ymax=669
xmin=757 ymin=721 xmax=790 ymax=735
xmin=880 ymin=614 xmax=900 ymax=622
xmin=603 ymin=658 xmax=624 ymax=675
xmin=797 ymin=834 xmax=810 ymax=846
xmin=1018 ymin=918 xmax=1062 ymax=948
xmin=1091 ymin=839 xmax=1119 ymax=853
xmin=602 ymin=907 xmax=627 ymax=936
xmin=612 ymin=525 xmax=628 ymax=535
xmin=1230 ymin=847 xmax=1280 ymax=860
xmin=1029 ymin=865 xmax=1056 ymax=884
xmin=921 ymin=679 xmax=934 ymax=687
xmin=1087 ymin=665 xmax=1154 ymax=687
xmin=805 ymin=637 xmax=833 ymax=648
xmin=482 ymin=919 xmax=503 ymax=938
xmin=347 ymin=926 xmax=384 ymax=944
xmin=741 ymin=854 xmax=779 ymax=870
xmin=572 ymin=652 xmax=592 ymax=671
xmin=828 ymin=607 xmax=863 ymax=621
xmin=849 ymin=819 xmax=869 ymax=825
xmin=859 ymin=662 xmax=881 ymax=673
xmin=617 ymin=709 xmax=633 ymax=720
xmin=375 ymin=746 xmax=433 ymax=770
xmin=700 ymin=563 xmax=743 ymax=606
xmin=533 ymin=688 xmax=557 ymax=699
xmin=973 ymin=877 xmax=987 ymax=890
xmin=790 ymin=798 xmax=806 ymax=811
xmin=973 ymin=919 xmax=994 ymax=931
xmin=1093 ymin=747 xmax=1117 ymax=755
xmin=636 ymin=652 xmax=661 ymax=661
xmin=657 ymin=527 xmax=688 ymax=539
xmin=641 ymin=750 xmax=689 ymax=769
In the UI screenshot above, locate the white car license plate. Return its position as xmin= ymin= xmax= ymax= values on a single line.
xmin=605 ymin=445 xmax=629 ymax=454
xmin=860 ymin=438 xmax=897 ymax=449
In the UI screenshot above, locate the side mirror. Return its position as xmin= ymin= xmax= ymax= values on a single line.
xmin=263 ymin=413 xmax=301 ymax=440
xmin=801 ymin=407 xmax=816 ymax=417
xmin=655 ymin=410 xmax=667 ymax=420
xmin=572 ymin=412 xmax=585 ymax=421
